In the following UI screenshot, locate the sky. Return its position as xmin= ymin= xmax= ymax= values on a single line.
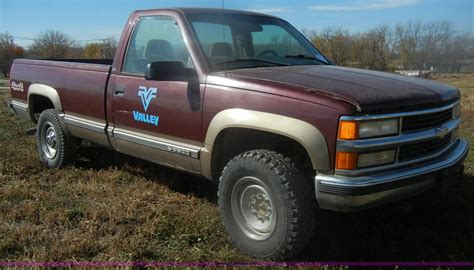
xmin=1 ymin=0 xmax=473 ymax=47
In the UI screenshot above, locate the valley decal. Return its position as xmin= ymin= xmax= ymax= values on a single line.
xmin=133 ymin=86 xmax=160 ymax=126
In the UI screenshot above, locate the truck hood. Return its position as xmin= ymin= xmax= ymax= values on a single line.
xmin=223 ymin=65 xmax=460 ymax=113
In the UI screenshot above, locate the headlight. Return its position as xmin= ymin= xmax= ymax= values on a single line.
xmin=338 ymin=118 xmax=399 ymax=140
xmin=358 ymin=118 xmax=399 ymax=138
xmin=357 ymin=149 xmax=396 ymax=168
xmin=452 ymin=103 xmax=461 ymax=119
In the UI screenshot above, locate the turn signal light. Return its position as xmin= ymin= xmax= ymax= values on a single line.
xmin=336 ymin=152 xmax=357 ymax=170
xmin=338 ymin=121 xmax=358 ymax=140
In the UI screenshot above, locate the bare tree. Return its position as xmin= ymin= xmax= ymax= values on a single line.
xmin=83 ymin=43 xmax=102 ymax=58
xmin=394 ymin=20 xmax=424 ymax=70
xmin=83 ymin=37 xmax=117 ymax=59
xmin=101 ymin=36 xmax=118 ymax=59
xmin=355 ymin=26 xmax=393 ymax=70
xmin=0 ymin=32 xmax=24 ymax=77
xmin=420 ymin=21 xmax=443 ymax=69
xmin=29 ymin=30 xmax=74 ymax=59
xmin=0 ymin=32 xmax=15 ymax=76
xmin=445 ymin=34 xmax=471 ymax=72
xmin=312 ymin=27 xmax=352 ymax=65
xmin=437 ymin=21 xmax=455 ymax=72
xmin=67 ymin=44 xmax=86 ymax=59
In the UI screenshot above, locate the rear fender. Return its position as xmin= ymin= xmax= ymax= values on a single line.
xmin=27 ymin=84 xmax=63 ymax=122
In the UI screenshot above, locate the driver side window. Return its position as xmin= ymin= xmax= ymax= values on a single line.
xmin=123 ymin=16 xmax=193 ymax=75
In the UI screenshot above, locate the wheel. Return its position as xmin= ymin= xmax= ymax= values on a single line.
xmin=36 ymin=109 xmax=76 ymax=168
xmin=218 ymin=150 xmax=316 ymax=260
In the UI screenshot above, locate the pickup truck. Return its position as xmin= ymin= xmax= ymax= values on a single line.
xmin=8 ymin=8 xmax=469 ymax=260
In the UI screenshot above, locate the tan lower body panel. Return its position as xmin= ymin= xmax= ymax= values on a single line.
xmin=62 ymin=113 xmax=110 ymax=147
xmin=113 ymin=137 xmax=201 ymax=174
xmin=112 ymin=127 xmax=201 ymax=174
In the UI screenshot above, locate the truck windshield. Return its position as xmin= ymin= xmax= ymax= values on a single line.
xmin=186 ymin=13 xmax=329 ymax=71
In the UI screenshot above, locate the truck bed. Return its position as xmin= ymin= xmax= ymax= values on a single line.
xmin=10 ymin=58 xmax=113 ymax=145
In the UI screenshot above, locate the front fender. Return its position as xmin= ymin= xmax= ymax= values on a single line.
xmin=201 ymin=108 xmax=330 ymax=179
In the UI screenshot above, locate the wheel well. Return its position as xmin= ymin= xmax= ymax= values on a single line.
xmin=29 ymin=95 xmax=55 ymax=123
xmin=211 ymin=128 xmax=314 ymax=180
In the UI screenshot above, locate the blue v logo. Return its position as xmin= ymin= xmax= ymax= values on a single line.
xmin=138 ymin=86 xmax=158 ymax=112
xmin=133 ymin=86 xmax=160 ymax=126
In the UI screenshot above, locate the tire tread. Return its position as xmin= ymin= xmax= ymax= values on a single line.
xmin=36 ymin=109 xmax=76 ymax=168
xmin=218 ymin=149 xmax=316 ymax=260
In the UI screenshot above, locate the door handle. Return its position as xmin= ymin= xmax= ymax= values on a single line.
xmin=114 ymin=86 xmax=126 ymax=96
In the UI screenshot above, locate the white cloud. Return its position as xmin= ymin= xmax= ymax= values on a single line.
xmin=309 ymin=0 xmax=421 ymax=12
xmin=249 ymin=7 xmax=292 ymax=14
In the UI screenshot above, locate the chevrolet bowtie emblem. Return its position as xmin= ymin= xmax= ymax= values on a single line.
xmin=435 ymin=127 xmax=449 ymax=139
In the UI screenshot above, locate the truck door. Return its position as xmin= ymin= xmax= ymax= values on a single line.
xmin=109 ymin=15 xmax=203 ymax=173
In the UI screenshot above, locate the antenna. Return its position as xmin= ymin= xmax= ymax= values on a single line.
xmin=221 ymin=0 xmax=225 ymax=41
xmin=221 ymin=0 xmax=227 ymax=76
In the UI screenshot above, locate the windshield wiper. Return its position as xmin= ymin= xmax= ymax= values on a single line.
xmin=215 ymin=57 xmax=290 ymax=67
xmin=284 ymin=54 xmax=327 ymax=64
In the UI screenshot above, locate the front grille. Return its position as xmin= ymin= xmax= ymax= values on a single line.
xmin=398 ymin=134 xmax=452 ymax=162
xmin=402 ymin=108 xmax=452 ymax=132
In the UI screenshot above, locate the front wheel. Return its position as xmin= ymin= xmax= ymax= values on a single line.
xmin=36 ymin=109 xmax=76 ymax=168
xmin=218 ymin=150 xmax=316 ymax=260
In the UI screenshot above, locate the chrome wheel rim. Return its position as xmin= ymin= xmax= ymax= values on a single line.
xmin=231 ymin=176 xmax=277 ymax=241
xmin=42 ymin=122 xmax=57 ymax=159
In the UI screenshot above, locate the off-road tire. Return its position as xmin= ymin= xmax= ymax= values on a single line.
xmin=36 ymin=109 xmax=76 ymax=168
xmin=218 ymin=150 xmax=316 ymax=260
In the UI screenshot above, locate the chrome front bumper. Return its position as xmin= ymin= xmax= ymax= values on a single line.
xmin=315 ymin=139 xmax=469 ymax=211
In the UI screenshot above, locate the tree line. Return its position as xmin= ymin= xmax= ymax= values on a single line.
xmin=303 ymin=20 xmax=474 ymax=73
xmin=1 ymin=20 xmax=474 ymax=77
xmin=0 ymin=30 xmax=117 ymax=76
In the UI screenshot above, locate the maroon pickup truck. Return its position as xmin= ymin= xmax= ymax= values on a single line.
xmin=8 ymin=8 xmax=469 ymax=260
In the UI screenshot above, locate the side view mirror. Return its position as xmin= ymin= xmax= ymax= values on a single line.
xmin=145 ymin=61 xmax=191 ymax=81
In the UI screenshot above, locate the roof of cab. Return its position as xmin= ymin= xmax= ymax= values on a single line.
xmin=133 ymin=7 xmax=278 ymax=18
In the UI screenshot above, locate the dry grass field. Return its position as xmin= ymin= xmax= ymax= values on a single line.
xmin=0 ymin=74 xmax=473 ymax=263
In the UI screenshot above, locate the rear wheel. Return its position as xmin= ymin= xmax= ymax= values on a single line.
xmin=36 ymin=109 xmax=76 ymax=168
xmin=218 ymin=150 xmax=316 ymax=260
